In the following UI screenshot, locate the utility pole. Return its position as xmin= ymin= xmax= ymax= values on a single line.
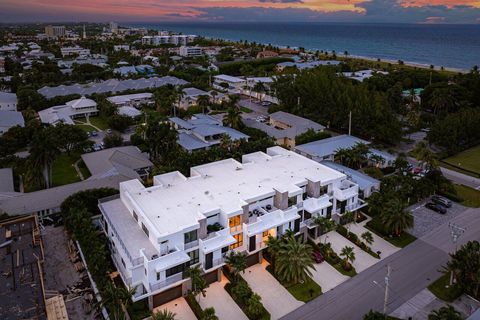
xmin=383 ymin=264 xmax=391 ymax=316
xmin=448 ymin=222 xmax=466 ymax=285
xmin=348 ymin=111 xmax=352 ymax=136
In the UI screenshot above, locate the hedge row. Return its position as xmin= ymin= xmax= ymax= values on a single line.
xmin=336 ymin=225 xmax=380 ymax=259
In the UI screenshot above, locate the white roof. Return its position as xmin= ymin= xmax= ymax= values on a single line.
xmin=0 ymin=92 xmax=17 ymax=104
xmin=118 ymin=106 xmax=142 ymax=118
xmin=107 ymin=92 xmax=153 ymax=104
xmin=214 ymin=74 xmax=245 ymax=83
xmin=65 ymin=96 xmax=97 ymax=109
xmin=117 ymin=147 xmax=345 ymax=238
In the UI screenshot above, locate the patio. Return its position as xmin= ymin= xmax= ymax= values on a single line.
xmin=199 ymin=274 xmax=248 ymax=320
xmin=242 ymin=260 xmax=304 ymax=320
xmin=346 ymin=220 xmax=400 ymax=258
xmin=153 ymin=297 xmax=196 ymax=320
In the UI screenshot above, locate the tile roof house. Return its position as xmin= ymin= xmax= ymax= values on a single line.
xmin=169 ymin=114 xmax=249 ymax=152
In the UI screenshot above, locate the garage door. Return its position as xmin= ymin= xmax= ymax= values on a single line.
xmin=152 ymin=285 xmax=182 ymax=307
xmin=203 ymin=269 xmax=218 ymax=285
xmin=246 ymin=252 xmax=260 ymax=267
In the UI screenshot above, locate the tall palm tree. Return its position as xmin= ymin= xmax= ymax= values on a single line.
xmin=379 ymin=198 xmax=413 ymax=236
xmin=334 ymin=148 xmax=352 ymax=166
xmin=253 ymin=82 xmax=266 ymax=102
xmin=340 ymin=246 xmax=356 ymax=269
xmin=266 ymin=235 xmax=281 ymax=270
xmin=29 ymin=128 xmax=60 ymax=188
xmin=201 ymin=307 xmax=218 ymax=320
xmin=446 ymin=240 xmax=480 ymax=297
xmin=428 ymin=305 xmax=462 ymax=320
xmin=151 ymin=309 xmax=176 ymax=320
xmin=275 ymin=236 xmax=314 ymax=285
xmin=412 ymin=141 xmax=437 ymax=170
xmin=314 ymin=217 xmax=336 ymax=236
xmin=225 ymin=251 xmax=247 ymax=283
xmin=186 ymin=265 xmax=207 ymax=302
xmin=98 ymin=281 xmax=136 ymax=320
xmin=197 ymin=95 xmax=210 ymax=114
xmin=223 ymin=106 xmax=243 ymax=130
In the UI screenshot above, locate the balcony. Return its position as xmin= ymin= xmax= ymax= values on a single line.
xmin=246 ymin=206 xmax=300 ymax=237
xmin=200 ymin=228 xmax=236 ymax=254
xmin=144 ymin=246 xmax=190 ymax=272
xmin=184 ymin=240 xmax=199 ymax=250
xmin=149 ymin=272 xmax=186 ymax=293
xmin=230 ymin=225 xmax=242 ymax=233
xmin=204 ymin=256 xmax=226 ymax=271
xmin=333 ymin=181 xmax=358 ymax=201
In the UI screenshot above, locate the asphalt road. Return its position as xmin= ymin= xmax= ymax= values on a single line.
xmin=282 ymin=207 xmax=480 ymax=320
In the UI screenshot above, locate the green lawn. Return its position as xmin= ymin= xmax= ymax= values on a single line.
xmin=77 ymin=160 xmax=91 ymax=180
xmin=443 ymin=145 xmax=480 ymax=176
xmin=89 ymin=116 xmax=110 ymax=130
xmin=428 ymin=273 xmax=463 ymax=302
xmin=454 ymin=184 xmax=480 ymax=207
xmin=265 ymin=265 xmax=322 ymax=302
xmin=365 ymin=218 xmax=417 ymax=248
xmin=75 ymin=124 xmax=97 ymax=133
xmin=51 ymin=153 xmax=82 ymax=187
xmin=240 ymin=107 xmax=253 ymax=113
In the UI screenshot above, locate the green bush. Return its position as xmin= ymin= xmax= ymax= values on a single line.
xmin=336 ymin=225 xmax=380 ymax=258
xmin=363 ymin=167 xmax=384 ymax=179
xmin=185 ymin=294 xmax=204 ymax=319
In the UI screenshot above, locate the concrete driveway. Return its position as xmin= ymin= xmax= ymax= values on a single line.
xmin=318 ymin=231 xmax=379 ymax=273
xmin=199 ymin=274 xmax=248 ymax=320
xmin=346 ymin=221 xmax=400 ymax=258
xmin=153 ymin=297 xmax=196 ymax=320
xmin=310 ymin=261 xmax=349 ymax=292
xmin=243 ymin=260 xmax=304 ymax=320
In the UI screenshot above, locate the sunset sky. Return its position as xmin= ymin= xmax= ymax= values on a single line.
xmin=1 ymin=0 xmax=479 ymax=23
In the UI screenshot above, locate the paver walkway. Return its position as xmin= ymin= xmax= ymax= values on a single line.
xmin=310 ymin=261 xmax=349 ymax=293
xmin=243 ymin=260 xmax=303 ymax=320
xmin=318 ymin=231 xmax=378 ymax=273
xmin=154 ymin=297 xmax=196 ymax=320
xmin=199 ymin=274 xmax=248 ymax=320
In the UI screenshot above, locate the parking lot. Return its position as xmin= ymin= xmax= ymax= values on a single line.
xmin=408 ymin=197 xmax=468 ymax=238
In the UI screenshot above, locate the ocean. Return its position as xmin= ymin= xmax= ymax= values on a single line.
xmin=131 ymin=22 xmax=480 ymax=71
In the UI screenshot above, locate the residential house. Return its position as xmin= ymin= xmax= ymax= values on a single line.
xmin=276 ymin=60 xmax=340 ymax=71
xmin=294 ymin=134 xmax=396 ymax=168
xmin=114 ymin=45 xmax=130 ymax=52
xmin=107 ymin=93 xmax=154 ymax=108
xmin=38 ymin=96 xmax=98 ymax=125
xmin=98 ymin=146 xmax=364 ymax=309
xmin=0 ymin=110 xmax=24 ymax=135
xmin=60 ymin=46 xmax=91 ymax=57
xmin=213 ymin=75 xmax=246 ymax=94
xmin=169 ymin=114 xmax=249 ymax=152
xmin=178 ymin=87 xmax=210 ymax=110
xmin=256 ymin=50 xmax=279 ymax=59
xmin=244 ymin=111 xmax=325 ymax=148
xmin=341 ymin=70 xmax=389 ymax=82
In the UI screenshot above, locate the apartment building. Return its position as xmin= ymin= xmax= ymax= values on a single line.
xmin=99 ymin=146 xmax=364 ymax=308
xmin=179 ymin=46 xmax=203 ymax=57
xmin=45 ymin=25 xmax=65 ymax=38
xmin=213 ymin=74 xmax=246 ymax=94
xmin=107 ymin=92 xmax=154 ymax=108
xmin=142 ymin=35 xmax=197 ymax=46
xmin=60 ymin=46 xmax=91 ymax=57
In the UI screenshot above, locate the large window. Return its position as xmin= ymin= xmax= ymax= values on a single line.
xmin=166 ymin=263 xmax=185 ymax=277
xmin=184 ymin=230 xmax=198 ymax=244
xmin=141 ymin=223 xmax=149 ymax=237
xmin=229 ymin=215 xmax=241 ymax=228
xmin=320 ymin=185 xmax=328 ymax=196
xmin=187 ymin=249 xmax=199 ymax=265
xmin=230 ymin=233 xmax=243 ymax=249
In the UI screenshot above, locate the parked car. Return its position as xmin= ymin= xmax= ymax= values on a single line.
xmin=91 ymin=131 xmax=98 ymax=137
xmin=261 ymin=101 xmax=271 ymax=107
xmin=425 ymin=202 xmax=447 ymax=214
xmin=431 ymin=195 xmax=452 ymax=208
xmin=106 ymin=129 xmax=112 ymax=134
xmin=312 ymin=250 xmax=324 ymax=263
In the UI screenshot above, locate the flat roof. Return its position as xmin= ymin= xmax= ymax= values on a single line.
xmin=0 ymin=168 xmax=15 ymax=193
xmin=214 ymin=74 xmax=245 ymax=83
xmin=114 ymin=147 xmax=345 ymax=237
xmin=107 ymin=92 xmax=153 ymax=104
xmin=321 ymin=161 xmax=380 ymax=191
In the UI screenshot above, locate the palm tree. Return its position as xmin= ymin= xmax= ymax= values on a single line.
xmin=201 ymin=307 xmax=218 ymax=320
xmin=335 ymin=148 xmax=352 ymax=166
xmin=340 ymin=246 xmax=356 ymax=270
xmin=225 ymin=251 xmax=247 ymax=283
xmin=446 ymin=240 xmax=480 ymax=297
xmin=253 ymin=82 xmax=266 ymax=102
xmin=29 ymin=128 xmax=60 ymax=188
xmin=266 ymin=235 xmax=281 ymax=270
xmin=412 ymin=141 xmax=437 ymax=170
xmin=246 ymin=293 xmax=264 ymax=318
xmin=379 ymin=198 xmax=413 ymax=236
xmin=361 ymin=231 xmax=374 ymax=246
xmin=428 ymin=305 xmax=462 ymax=320
xmin=186 ymin=265 xmax=207 ymax=302
xmin=197 ymin=95 xmax=210 ymax=114
xmin=98 ymin=281 xmax=136 ymax=320
xmin=314 ymin=217 xmax=336 ymax=236
xmin=223 ymin=106 xmax=243 ymax=129
xmin=275 ymin=236 xmax=314 ymax=285
xmin=151 ymin=309 xmax=176 ymax=320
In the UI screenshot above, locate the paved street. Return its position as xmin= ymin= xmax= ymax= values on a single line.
xmin=440 ymin=166 xmax=480 ymax=190
xmin=282 ymin=207 xmax=480 ymax=320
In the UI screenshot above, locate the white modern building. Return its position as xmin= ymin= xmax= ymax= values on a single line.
xmin=142 ymin=35 xmax=197 ymax=46
xmin=179 ymin=46 xmax=203 ymax=57
xmin=60 ymin=46 xmax=91 ymax=57
xmin=45 ymin=25 xmax=65 ymax=39
xmin=114 ymin=45 xmax=130 ymax=52
xmin=99 ymin=146 xmax=365 ymax=308
xmin=0 ymin=92 xmax=17 ymax=111
xmin=213 ymin=75 xmax=246 ymax=94
xmin=107 ymin=93 xmax=154 ymax=108
xmin=38 ymin=96 xmax=98 ymax=125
